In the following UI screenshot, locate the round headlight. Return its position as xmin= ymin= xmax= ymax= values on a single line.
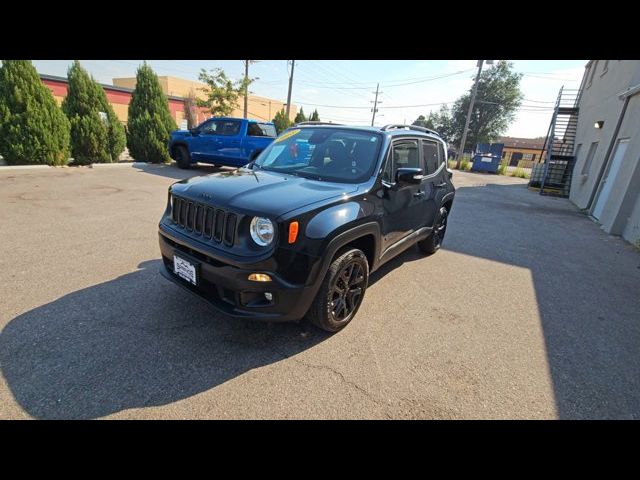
xmin=250 ymin=217 xmax=274 ymax=246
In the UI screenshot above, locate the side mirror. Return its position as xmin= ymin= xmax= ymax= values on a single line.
xmin=395 ymin=167 xmax=423 ymax=185
xmin=189 ymin=128 xmax=199 ymax=136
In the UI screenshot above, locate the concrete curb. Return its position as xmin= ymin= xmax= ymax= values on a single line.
xmin=0 ymin=162 xmax=156 ymax=172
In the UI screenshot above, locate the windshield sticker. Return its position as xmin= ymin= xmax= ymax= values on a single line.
xmin=262 ymin=145 xmax=286 ymax=166
xmin=274 ymin=129 xmax=301 ymax=144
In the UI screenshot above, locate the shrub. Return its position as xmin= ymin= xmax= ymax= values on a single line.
xmin=126 ymin=63 xmax=176 ymax=163
xmin=460 ymin=159 xmax=471 ymax=171
xmin=511 ymin=166 xmax=528 ymax=178
xmin=0 ymin=60 xmax=70 ymax=165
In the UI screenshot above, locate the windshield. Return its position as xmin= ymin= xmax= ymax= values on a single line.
xmin=253 ymin=127 xmax=383 ymax=183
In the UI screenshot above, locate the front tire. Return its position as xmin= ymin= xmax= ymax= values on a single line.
xmin=418 ymin=206 xmax=449 ymax=255
xmin=307 ymin=248 xmax=369 ymax=333
xmin=174 ymin=146 xmax=192 ymax=169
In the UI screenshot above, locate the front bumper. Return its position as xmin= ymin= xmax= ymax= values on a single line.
xmin=159 ymin=231 xmax=316 ymax=322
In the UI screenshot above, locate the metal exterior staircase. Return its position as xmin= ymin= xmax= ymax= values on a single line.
xmin=529 ymin=87 xmax=580 ymax=197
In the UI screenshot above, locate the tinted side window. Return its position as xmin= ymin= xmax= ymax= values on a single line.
xmin=200 ymin=120 xmax=216 ymax=134
xmin=203 ymin=120 xmax=241 ymax=136
xmin=422 ymin=140 xmax=439 ymax=175
xmin=438 ymin=142 xmax=446 ymax=165
xmin=247 ymin=123 xmax=264 ymax=136
xmin=394 ymin=140 xmax=421 ymax=170
xmin=382 ymin=139 xmax=421 ymax=183
xmin=381 ymin=148 xmax=393 ymax=183
xmin=248 ymin=123 xmax=277 ymax=137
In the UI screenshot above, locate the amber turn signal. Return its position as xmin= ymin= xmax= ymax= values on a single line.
xmin=248 ymin=273 xmax=272 ymax=282
xmin=288 ymin=221 xmax=299 ymax=244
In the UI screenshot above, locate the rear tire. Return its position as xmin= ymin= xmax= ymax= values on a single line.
xmin=174 ymin=146 xmax=192 ymax=169
xmin=306 ymin=248 xmax=369 ymax=333
xmin=418 ymin=206 xmax=449 ymax=255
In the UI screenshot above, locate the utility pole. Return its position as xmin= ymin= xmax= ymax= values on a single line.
xmin=285 ymin=60 xmax=295 ymax=121
xmin=456 ymin=60 xmax=491 ymax=169
xmin=243 ymin=60 xmax=249 ymax=119
xmin=371 ymin=83 xmax=382 ymax=126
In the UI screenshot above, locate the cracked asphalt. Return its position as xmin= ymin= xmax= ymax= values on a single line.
xmin=1 ymin=163 xmax=639 ymax=419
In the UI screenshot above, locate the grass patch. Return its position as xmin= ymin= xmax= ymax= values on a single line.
xmin=511 ymin=166 xmax=529 ymax=179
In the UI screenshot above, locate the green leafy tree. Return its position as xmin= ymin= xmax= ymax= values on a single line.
xmin=0 ymin=60 xmax=70 ymax=165
xmin=62 ymin=61 xmax=125 ymax=164
xmin=294 ymin=107 xmax=307 ymax=124
xmin=197 ymin=68 xmax=247 ymax=116
xmin=450 ymin=60 xmax=523 ymax=149
xmin=413 ymin=105 xmax=454 ymax=144
xmin=309 ymin=109 xmax=320 ymax=121
xmin=272 ymin=108 xmax=293 ymax=134
xmin=126 ymin=63 xmax=176 ymax=163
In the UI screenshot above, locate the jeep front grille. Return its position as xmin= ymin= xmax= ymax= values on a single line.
xmin=171 ymin=195 xmax=237 ymax=246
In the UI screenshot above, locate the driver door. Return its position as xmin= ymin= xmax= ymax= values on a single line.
xmin=189 ymin=120 xmax=220 ymax=162
xmin=380 ymin=138 xmax=427 ymax=251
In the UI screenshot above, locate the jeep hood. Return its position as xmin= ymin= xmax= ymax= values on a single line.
xmin=170 ymin=168 xmax=359 ymax=218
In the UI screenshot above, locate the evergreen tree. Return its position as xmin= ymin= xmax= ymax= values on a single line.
xmin=95 ymin=80 xmax=126 ymax=162
xmin=272 ymin=108 xmax=293 ymax=134
xmin=62 ymin=61 xmax=110 ymax=164
xmin=309 ymin=109 xmax=320 ymax=121
xmin=0 ymin=60 xmax=70 ymax=165
xmin=126 ymin=63 xmax=177 ymax=163
xmin=294 ymin=107 xmax=307 ymax=124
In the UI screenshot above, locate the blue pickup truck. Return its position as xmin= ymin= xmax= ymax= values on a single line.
xmin=168 ymin=117 xmax=277 ymax=169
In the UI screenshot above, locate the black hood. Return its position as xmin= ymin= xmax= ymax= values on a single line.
xmin=171 ymin=168 xmax=359 ymax=219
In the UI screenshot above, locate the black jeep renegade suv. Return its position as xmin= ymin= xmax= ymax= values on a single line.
xmin=158 ymin=123 xmax=455 ymax=332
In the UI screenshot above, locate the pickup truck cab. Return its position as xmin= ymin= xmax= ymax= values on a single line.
xmin=169 ymin=117 xmax=277 ymax=169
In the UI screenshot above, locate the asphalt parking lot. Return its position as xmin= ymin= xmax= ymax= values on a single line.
xmin=1 ymin=163 xmax=639 ymax=419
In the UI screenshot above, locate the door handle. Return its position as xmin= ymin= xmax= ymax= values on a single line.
xmin=436 ymin=182 xmax=448 ymax=188
xmin=413 ymin=191 xmax=426 ymax=198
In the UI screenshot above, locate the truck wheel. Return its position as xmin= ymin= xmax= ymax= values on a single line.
xmin=307 ymin=248 xmax=369 ymax=332
xmin=418 ymin=206 xmax=448 ymax=255
xmin=174 ymin=146 xmax=191 ymax=169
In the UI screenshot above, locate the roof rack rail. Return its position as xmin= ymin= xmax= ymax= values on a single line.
xmin=380 ymin=124 xmax=441 ymax=137
xmin=294 ymin=121 xmax=344 ymax=126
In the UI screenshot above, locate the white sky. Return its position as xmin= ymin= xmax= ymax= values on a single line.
xmin=32 ymin=59 xmax=587 ymax=138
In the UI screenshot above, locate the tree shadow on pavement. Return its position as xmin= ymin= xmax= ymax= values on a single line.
xmin=442 ymin=181 xmax=640 ymax=419
xmin=0 ymin=260 xmax=330 ymax=419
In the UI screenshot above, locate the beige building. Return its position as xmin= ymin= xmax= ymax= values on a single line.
xmin=113 ymin=75 xmax=296 ymax=123
xmin=569 ymin=60 xmax=640 ymax=245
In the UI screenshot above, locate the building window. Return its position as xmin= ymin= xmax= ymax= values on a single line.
xmin=587 ymin=60 xmax=599 ymax=88
xmin=581 ymin=142 xmax=598 ymax=175
xmin=600 ymin=60 xmax=610 ymax=76
xmin=523 ymin=153 xmax=534 ymax=161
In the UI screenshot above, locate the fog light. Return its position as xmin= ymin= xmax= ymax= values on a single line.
xmin=248 ymin=273 xmax=272 ymax=282
xmin=264 ymin=292 xmax=273 ymax=301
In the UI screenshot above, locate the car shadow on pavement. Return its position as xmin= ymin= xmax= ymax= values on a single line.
xmin=0 ymin=259 xmax=330 ymax=419
xmin=442 ymin=181 xmax=640 ymax=419
xmin=132 ymin=162 xmax=229 ymax=181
